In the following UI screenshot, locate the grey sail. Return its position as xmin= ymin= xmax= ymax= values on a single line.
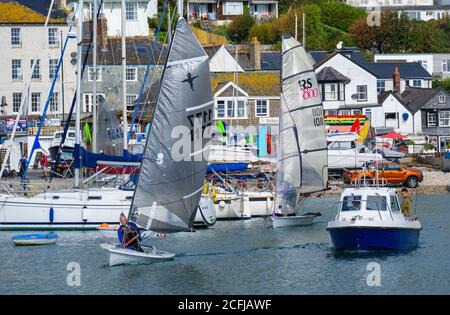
xmin=96 ymin=97 xmax=123 ymax=156
xmin=128 ymin=18 xmax=213 ymax=233
xmin=275 ymin=35 xmax=328 ymax=214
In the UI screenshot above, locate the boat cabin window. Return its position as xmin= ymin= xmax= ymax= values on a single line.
xmin=390 ymin=196 xmax=400 ymax=212
xmin=328 ymin=141 xmax=355 ymax=150
xmin=126 ymin=196 xmax=133 ymax=200
xmin=54 ymin=133 xmax=62 ymax=139
xmin=53 ymin=196 xmax=59 ymax=199
xmin=341 ymin=195 xmax=362 ymax=211
xmin=68 ymin=132 xmax=75 ymax=138
xmin=366 ymin=196 xmax=387 ymax=211
xmin=88 ymin=196 xmax=102 ymax=200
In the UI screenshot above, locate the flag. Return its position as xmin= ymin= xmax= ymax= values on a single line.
xmin=350 ymin=119 xmax=361 ymax=133
xmin=84 ymin=122 xmax=92 ymax=145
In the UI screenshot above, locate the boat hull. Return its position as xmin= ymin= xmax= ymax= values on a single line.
xmin=328 ymin=227 xmax=420 ymax=251
xmin=12 ymin=232 xmax=57 ymax=246
xmin=272 ymin=214 xmax=317 ymax=228
xmin=102 ymin=243 xmax=175 ymax=266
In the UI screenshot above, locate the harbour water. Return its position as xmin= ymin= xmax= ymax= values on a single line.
xmin=1 ymin=194 xmax=449 ymax=295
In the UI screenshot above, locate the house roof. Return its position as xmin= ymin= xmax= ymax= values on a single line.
xmin=83 ymin=37 xmax=168 ymax=65
xmin=261 ymin=51 xmax=281 ymax=70
xmin=400 ymin=87 xmax=443 ymax=114
xmin=316 ymin=67 xmax=350 ymax=83
xmin=378 ymin=91 xmax=407 ymax=107
xmin=309 ymin=50 xmax=368 ymax=67
xmin=0 ymin=0 xmax=67 ymax=24
xmin=210 ymin=72 xmax=280 ymax=97
xmin=364 ymin=62 xmax=432 ymax=79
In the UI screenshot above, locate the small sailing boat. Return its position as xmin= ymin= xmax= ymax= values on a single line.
xmin=12 ymin=232 xmax=58 ymax=246
xmin=271 ymin=35 xmax=328 ymax=228
xmin=104 ymin=12 xmax=215 ymax=265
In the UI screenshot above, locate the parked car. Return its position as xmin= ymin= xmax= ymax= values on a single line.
xmin=343 ymin=161 xmax=424 ymax=188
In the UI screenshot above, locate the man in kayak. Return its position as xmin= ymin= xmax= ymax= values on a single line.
xmin=118 ymin=214 xmax=144 ymax=252
xmin=400 ymin=188 xmax=413 ymax=217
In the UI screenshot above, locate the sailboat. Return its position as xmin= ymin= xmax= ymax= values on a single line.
xmin=104 ymin=9 xmax=214 ymax=265
xmin=271 ymin=35 xmax=328 ymax=228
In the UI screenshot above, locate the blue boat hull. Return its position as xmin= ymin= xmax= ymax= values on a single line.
xmin=328 ymin=227 xmax=420 ymax=251
xmin=207 ymin=163 xmax=248 ymax=173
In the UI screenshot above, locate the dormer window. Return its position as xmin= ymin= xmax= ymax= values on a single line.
xmin=439 ymin=95 xmax=446 ymax=103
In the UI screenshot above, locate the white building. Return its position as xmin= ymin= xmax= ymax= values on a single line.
xmin=78 ymin=0 xmax=158 ymax=37
xmin=374 ymin=53 xmax=450 ymax=79
xmin=342 ymin=0 xmax=449 ymax=21
xmin=0 ymin=2 xmax=77 ymax=119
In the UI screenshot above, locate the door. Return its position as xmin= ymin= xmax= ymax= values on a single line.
xmin=383 ymin=163 xmax=404 ymax=183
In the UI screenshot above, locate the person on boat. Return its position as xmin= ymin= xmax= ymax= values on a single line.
xmin=118 ymin=214 xmax=144 ymax=252
xmin=400 ymin=188 xmax=413 ymax=217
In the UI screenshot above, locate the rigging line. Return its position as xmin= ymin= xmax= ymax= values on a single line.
xmin=128 ymin=0 xmax=169 ymax=139
xmin=135 ymin=7 xmax=174 ymax=130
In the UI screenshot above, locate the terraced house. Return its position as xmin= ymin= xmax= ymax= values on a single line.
xmin=187 ymin=0 xmax=279 ymax=23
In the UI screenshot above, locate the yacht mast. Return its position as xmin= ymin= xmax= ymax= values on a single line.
xmin=121 ymin=0 xmax=128 ymax=151
xmin=92 ymin=0 xmax=98 ymax=152
xmin=178 ymin=0 xmax=183 ymax=18
xmin=74 ymin=0 xmax=84 ymax=187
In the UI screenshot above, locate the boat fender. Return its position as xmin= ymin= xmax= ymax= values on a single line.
xmin=219 ymin=200 xmax=226 ymax=208
xmin=212 ymin=187 xmax=217 ymax=202
xmin=82 ymin=206 xmax=88 ymax=222
xmin=49 ymin=207 xmax=54 ymax=223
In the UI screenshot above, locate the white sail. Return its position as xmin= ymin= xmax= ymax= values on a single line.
xmin=128 ymin=18 xmax=213 ymax=233
xmin=275 ymin=35 xmax=328 ymax=214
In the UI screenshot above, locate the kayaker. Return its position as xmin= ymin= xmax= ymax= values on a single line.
xmin=117 ymin=213 xmax=143 ymax=252
xmin=400 ymin=188 xmax=413 ymax=217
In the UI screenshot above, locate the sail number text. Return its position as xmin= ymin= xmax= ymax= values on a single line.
xmin=312 ymin=107 xmax=324 ymax=127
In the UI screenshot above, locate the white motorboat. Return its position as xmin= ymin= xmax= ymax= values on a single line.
xmin=327 ymin=186 xmax=421 ymax=251
xmin=101 ymin=243 xmax=175 ymax=266
xmin=213 ymin=190 xmax=274 ymax=219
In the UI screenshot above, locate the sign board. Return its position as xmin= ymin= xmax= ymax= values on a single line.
xmin=259 ymin=117 xmax=279 ymax=125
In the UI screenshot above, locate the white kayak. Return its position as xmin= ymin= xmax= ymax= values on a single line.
xmin=272 ymin=213 xmax=321 ymax=228
xmin=12 ymin=232 xmax=58 ymax=246
xmin=101 ymin=243 xmax=175 ymax=266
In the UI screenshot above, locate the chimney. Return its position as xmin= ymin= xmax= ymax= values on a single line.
xmin=393 ymin=65 xmax=401 ymax=96
xmin=249 ymin=37 xmax=261 ymax=71
xmin=98 ymin=15 xmax=108 ymax=50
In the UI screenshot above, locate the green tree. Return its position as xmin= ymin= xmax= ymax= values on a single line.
xmin=433 ymin=79 xmax=450 ymax=93
xmin=227 ymin=11 xmax=255 ymax=44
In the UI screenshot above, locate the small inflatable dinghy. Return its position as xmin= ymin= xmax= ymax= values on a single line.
xmin=12 ymin=232 xmax=58 ymax=246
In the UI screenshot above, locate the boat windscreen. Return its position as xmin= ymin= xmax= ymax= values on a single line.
xmin=341 ymin=195 xmax=362 ymax=211
xmin=366 ymin=196 xmax=387 ymax=211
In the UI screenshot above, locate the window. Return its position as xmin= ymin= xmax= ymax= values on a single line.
xmin=356 ymin=85 xmax=367 ymax=101
xmin=30 ymin=59 xmax=41 ymax=79
xmin=83 ymin=93 xmax=105 ymax=112
xmin=427 ymin=112 xmax=437 ymax=127
xmin=216 ymin=100 xmax=225 ymax=118
xmin=126 ymin=94 xmax=137 ymax=112
xmin=405 ymin=11 xmax=421 ymax=20
xmin=443 ymin=60 xmax=450 ymax=73
xmin=49 ymin=92 xmax=59 ymax=112
xmin=377 ymin=80 xmax=385 ymax=93
xmin=11 ymin=28 xmax=21 ymax=47
xmin=365 ymin=109 xmax=372 ymax=120
xmin=12 ymin=93 xmax=22 ymax=113
xmin=49 ymin=59 xmax=58 ymax=79
xmin=338 ymin=109 xmax=351 ymax=115
xmin=341 ymin=195 xmax=361 ymax=211
xmin=88 ymin=67 xmax=102 ymax=81
xmin=31 ymin=93 xmax=41 ymax=112
xmin=385 ymin=112 xmax=397 ymax=120
xmin=125 ymin=2 xmax=138 ymax=20
xmin=412 ymin=79 xmax=421 ymax=87
xmin=215 ymin=99 xmax=247 ymax=119
xmin=439 ymin=95 xmax=446 ymax=103
xmin=390 ymin=196 xmax=400 ymax=212
xmin=324 ymin=83 xmax=338 ymax=100
xmin=324 ymin=109 xmax=338 ymax=116
xmin=48 ymin=28 xmax=59 ymax=46
xmin=223 ymin=2 xmax=243 ymax=15
xmin=255 ymin=100 xmax=268 ymax=117
xmin=366 ymin=196 xmax=387 ymax=211
xmin=126 ymin=67 xmax=137 ymax=81
xmin=439 ymin=111 xmax=450 ymax=127
xmin=419 ymin=60 xmax=428 ymax=70
xmin=12 ymin=59 xmax=22 ymax=80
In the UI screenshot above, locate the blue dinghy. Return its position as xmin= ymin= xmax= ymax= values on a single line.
xmin=12 ymin=232 xmax=58 ymax=246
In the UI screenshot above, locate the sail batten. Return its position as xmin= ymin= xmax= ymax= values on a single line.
xmin=275 ymin=36 xmax=328 ymax=214
xmin=128 ymin=18 xmax=213 ymax=233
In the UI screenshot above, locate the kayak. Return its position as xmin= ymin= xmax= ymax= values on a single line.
xmin=12 ymin=232 xmax=58 ymax=246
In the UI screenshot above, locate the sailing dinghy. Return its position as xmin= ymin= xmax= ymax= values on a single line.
xmin=104 ymin=14 xmax=214 ymax=265
xmin=272 ymin=35 xmax=328 ymax=228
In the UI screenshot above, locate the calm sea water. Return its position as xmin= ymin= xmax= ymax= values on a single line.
xmin=1 ymin=194 xmax=449 ymax=295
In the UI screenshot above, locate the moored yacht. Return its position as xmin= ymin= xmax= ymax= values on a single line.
xmin=327 ymin=187 xmax=421 ymax=250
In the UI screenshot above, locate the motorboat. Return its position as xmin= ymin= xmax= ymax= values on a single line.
xmin=327 ymin=187 xmax=421 ymax=250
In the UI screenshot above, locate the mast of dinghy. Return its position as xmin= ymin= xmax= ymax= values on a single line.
xmin=178 ymin=0 xmax=183 ymax=18
xmin=121 ymin=0 xmax=128 ymax=152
